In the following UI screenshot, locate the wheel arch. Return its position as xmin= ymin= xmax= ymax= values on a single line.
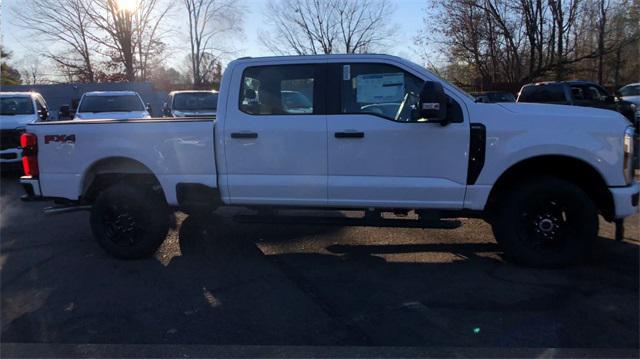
xmin=81 ymin=156 xmax=166 ymax=203
xmin=486 ymin=154 xmax=614 ymax=220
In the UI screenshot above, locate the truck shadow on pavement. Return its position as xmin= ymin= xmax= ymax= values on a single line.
xmin=1 ymin=209 xmax=639 ymax=349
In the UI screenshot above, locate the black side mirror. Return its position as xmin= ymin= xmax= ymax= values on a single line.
xmin=39 ymin=109 xmax=49 ymax=121
xmin=146 ymin=103 xmax=153 ymax=116
xmin=417 ymin=81 xmax=448 ymax=124
xmin=59 ymin=105 xmax=71 ymax=119
xmin=162 ymin=102 xmax=171 ymax=117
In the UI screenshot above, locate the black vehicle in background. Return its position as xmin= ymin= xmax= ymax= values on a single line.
xmin=472 ymin=91 xmax=516 ymax=103
xmin=517 ymin=81 xmax=637 ymax=126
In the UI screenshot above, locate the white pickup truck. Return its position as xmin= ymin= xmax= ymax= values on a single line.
xmin=19 ymin=54 xmax=638 ymax=267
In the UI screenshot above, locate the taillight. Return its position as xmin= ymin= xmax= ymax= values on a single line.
xmin=20 ymin=133 xmax=39 ymax=177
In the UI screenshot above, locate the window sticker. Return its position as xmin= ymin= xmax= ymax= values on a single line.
xmin=356 ymin=73 xmax=405 ymax=103
xmin=343 ymin=65 xmax=351 ymax=81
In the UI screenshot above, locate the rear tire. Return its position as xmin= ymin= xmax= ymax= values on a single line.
xmin=90 ymin=183 xmax=169 ymax=259
xmin=492 ymin=177 xmax=598 ymax=268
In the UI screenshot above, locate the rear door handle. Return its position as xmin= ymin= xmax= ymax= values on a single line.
xmin=231 ymin=132 xmax=258 ymax=139
xmin=335 ymin=131 xmax=365 ymax=139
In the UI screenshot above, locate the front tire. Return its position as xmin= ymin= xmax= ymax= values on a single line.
xmin=90 ymin=183 xmax=170 ymax=259
xmin=493 ymin=177 xmax=598 ymax=268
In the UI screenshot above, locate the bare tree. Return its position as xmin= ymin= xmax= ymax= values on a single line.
xmin=261 ymin=0 xmax=396 ymax=55
xmin=183 ymin=0 xmax=244 ymax=86
xmin=595 ymin=0 xmax=611 ymax=83
xmin=12 ymin=0 xmax=96 ymax=82
xmin=85 ymin=0 xmax=172 ymax=82
xmin=417 ymin=0 xmax=638 ymax=90
xmin=18 ymin=57 xmax=47 ymax=85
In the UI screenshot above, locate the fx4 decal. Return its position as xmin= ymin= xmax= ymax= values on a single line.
xmin=44 ymin=134 xmax=76 ymax=144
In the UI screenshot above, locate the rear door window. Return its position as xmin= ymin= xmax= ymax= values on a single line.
xmin=239 ymin=65 xmax=317 ymax=115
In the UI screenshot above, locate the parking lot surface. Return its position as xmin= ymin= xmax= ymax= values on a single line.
xmin=1 ymin=171 xmax=638 ymax=357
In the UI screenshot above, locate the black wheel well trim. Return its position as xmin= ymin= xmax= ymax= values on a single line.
xmin=81 ymin=156 xmax=164 ymax=203
xmin=486 ymin=154 xmax=615 ymax=220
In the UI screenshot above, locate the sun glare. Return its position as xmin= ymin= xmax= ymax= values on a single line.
xmin=116 ymin=0 xmax=138 ymax=13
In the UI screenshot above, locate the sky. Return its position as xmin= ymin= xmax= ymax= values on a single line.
xmin=1 ymin=0 xmax=429 ymax=77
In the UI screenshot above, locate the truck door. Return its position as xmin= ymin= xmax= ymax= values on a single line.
xmin=326 ymin=62 xmax=469 ymax=209
xmin=223 ymin=63 xmax=327 ymax=205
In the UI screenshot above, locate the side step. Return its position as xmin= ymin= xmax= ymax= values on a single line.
xmin=44 ymin=205 xmax=91 ymax=216
xmin=233 ymin=214 xmax=462 ymax=229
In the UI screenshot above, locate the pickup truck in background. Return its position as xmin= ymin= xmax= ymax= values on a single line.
xmin=74 ymin=91 xmax=152 ymax=120
xmin=517 ymin=80 xmax=637 ymax=127
xmin=19 ymin=54 xmax=638 ymax=267
xmin=1 ymin=92 xmax=50 ymax=164
xmin=162 ymin=90 xmax=218 ymax=118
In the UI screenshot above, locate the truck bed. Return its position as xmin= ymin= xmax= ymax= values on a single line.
xmin=26 ymin=118 xmax=217 ymax=205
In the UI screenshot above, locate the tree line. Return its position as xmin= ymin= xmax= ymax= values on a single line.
xmin=2 ymin=0 xmax=638 ymax=91
xmin=417 ymin=0 xmax=639 ymax=91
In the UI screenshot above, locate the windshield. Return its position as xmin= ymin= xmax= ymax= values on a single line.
xmin=79 ymin=95 xmax=145 ymax=113
xmin=173 ymin=92 xmax=218 ymax=111
xmin=619 ymin=85 xmax=640 ymax=97
xmin=1 ymin=97 xmax=34 ymax=115
xmin=487 ymin=92 xmax=516 ymax=102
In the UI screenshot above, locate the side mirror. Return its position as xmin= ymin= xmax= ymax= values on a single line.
xmin=146 ymin=103 xmax=153 ymax=116
xmin=417 ymin=81 xmax=448 ymax=124
xmin=39 ymin=109 xmax=49 ymax=121
xmin=59 ymin=105 xmax=71 ymax=119
xmin=162 ymin=102 xmax=171 ymax=117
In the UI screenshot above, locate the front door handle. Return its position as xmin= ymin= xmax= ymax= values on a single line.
xmin=231 ymin=132 xmax=258 ymax=139
xmin=335 ymin=131 xmax=365 ymax=139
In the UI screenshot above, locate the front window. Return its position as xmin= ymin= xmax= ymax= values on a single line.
xmin=338 ymin=63 xmax=463 ymax=123
xmin=340 ymin=63 xmax=424 ymax=122
xmin=619 ymin=85 xmax=640 ymax=97
xmin=240 ymin=65 xmax=315 ymax=115
xmin=487 ymin=92 xmax=516 ymax=103
xmin=1 ymin=97 xmax=35 ymax=115
xmin=79 ymin=95 xmax=145 ymax=113
xmin=173 ymin=92 xmax=218 ymax=111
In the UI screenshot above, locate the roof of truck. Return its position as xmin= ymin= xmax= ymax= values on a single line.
xmin=524 ymin=80 xmax=601 ymax=87
xmin=230 ymin=53 xmax=408 ymax=65
xmin=169 ymin=90 xmax=218 ymax=95
xmin=82 ymin=91 xmax=141 ymax=96
xmin=0 ymin=92 xmax=37 ymax=97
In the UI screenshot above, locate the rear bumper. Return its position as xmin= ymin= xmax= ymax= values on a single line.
xmin=20 ymin=176 xmax=43 ymax=201
xmin=610 ymin=181 xmax=639 ymax=218
xmin=0 ymin=147 xmax=22 ymax=163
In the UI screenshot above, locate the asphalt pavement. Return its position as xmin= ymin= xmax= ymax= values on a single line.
xmin=1 ymin=170 xmax=638 ymax=358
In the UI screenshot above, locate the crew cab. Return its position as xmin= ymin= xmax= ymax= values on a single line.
xmin=162 ymin=90 xmax=218 ymax=118
xmin=1 ymin=92 xmax=49 ymax=164
xmin=19 ymin=55 xmax=639 ymax=267
xmin=74 ymin=91 xmax=151 ymax=120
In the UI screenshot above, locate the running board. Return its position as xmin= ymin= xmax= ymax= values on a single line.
xmin=44 ymin=205 xmax=91 ymax=215
xmin=233 ymin=214 xmax=462 ymax=229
